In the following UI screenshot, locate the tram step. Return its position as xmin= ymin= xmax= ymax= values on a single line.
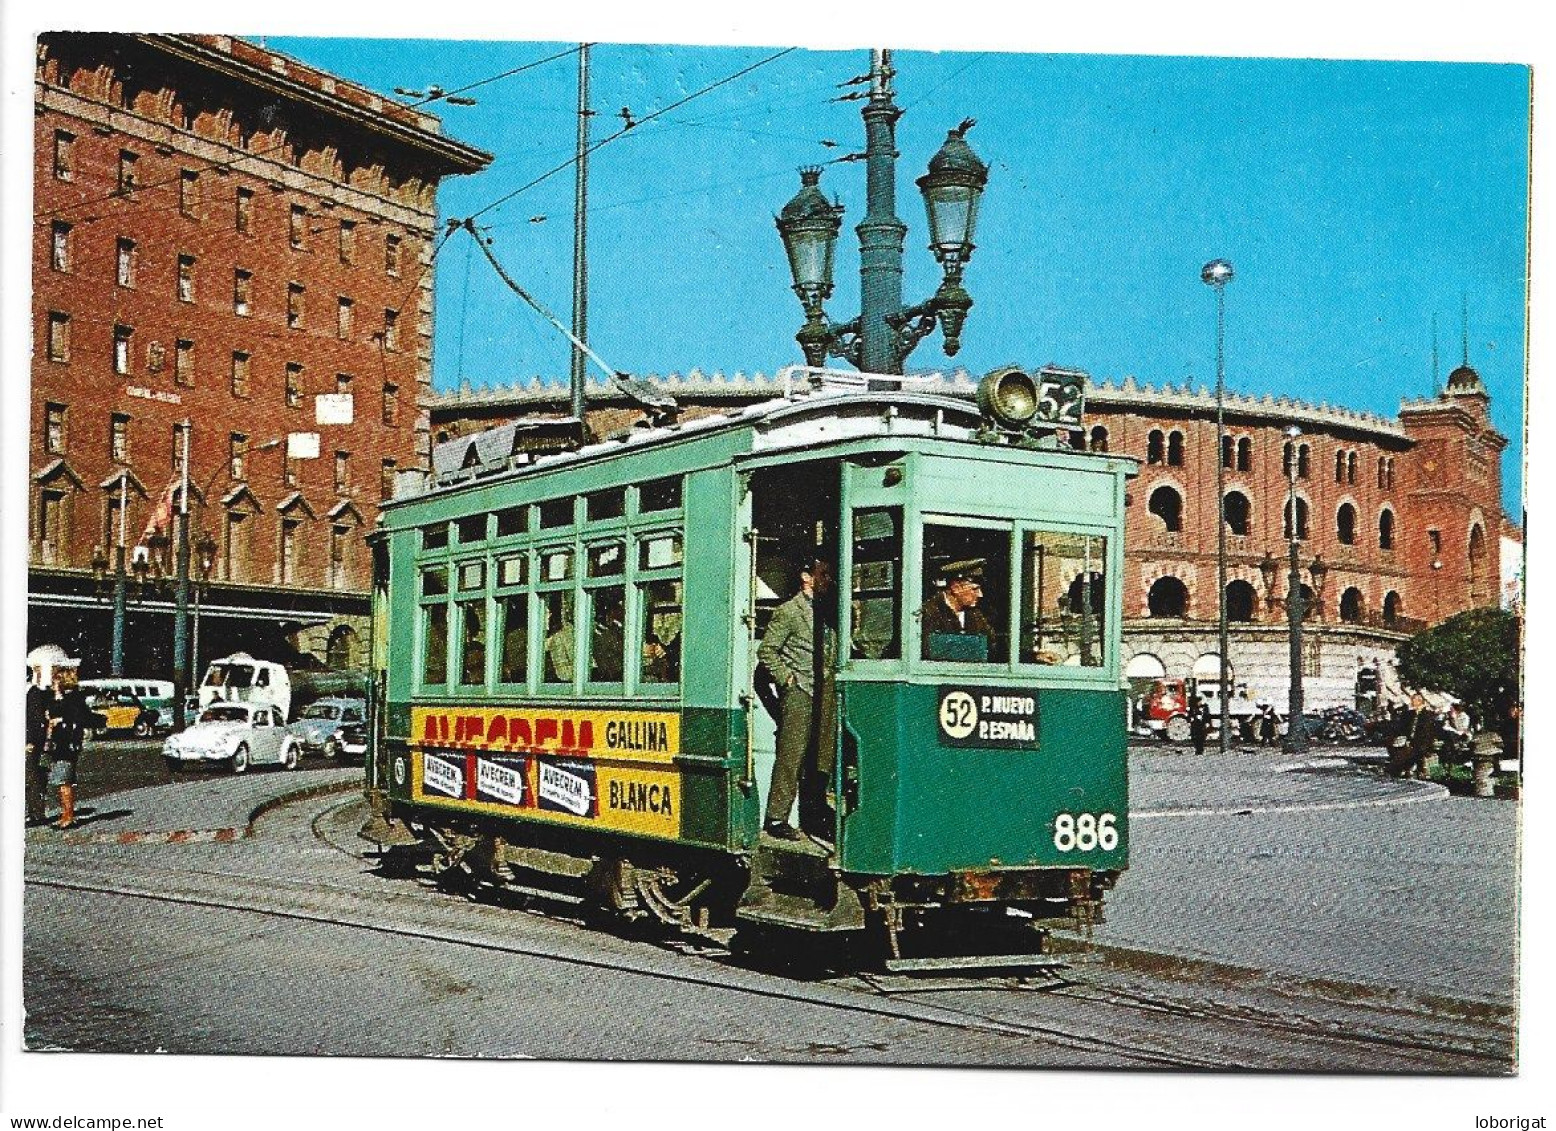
xmin=883 ymin=953 xmax=1068 ymax=975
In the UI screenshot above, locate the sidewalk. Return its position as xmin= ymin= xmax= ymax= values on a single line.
xmin=26 ymin=766 xmax=360 ymax=844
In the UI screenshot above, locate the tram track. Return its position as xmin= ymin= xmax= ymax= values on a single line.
xmin=23 ymin=793 xmax=1513 ymax=1072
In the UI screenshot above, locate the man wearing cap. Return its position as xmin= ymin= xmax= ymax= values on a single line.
xmin=921 ymin=558 xmax=995 ymax=660
xmin=758 ymin=558 xmax=835 ymax=843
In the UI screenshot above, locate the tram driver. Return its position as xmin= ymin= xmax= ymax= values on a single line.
xmin=920 ymin=558 xmax=996 ymax=662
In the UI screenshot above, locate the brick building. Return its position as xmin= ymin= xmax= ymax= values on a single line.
xmin=427 ymin=363 xmax=1515 ymax=704
xmin=29 ymin=33 xmax=490 ymax=677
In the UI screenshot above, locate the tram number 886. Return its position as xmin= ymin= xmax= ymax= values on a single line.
xmin=1053 ymin=812 xmax=1119 ymax=852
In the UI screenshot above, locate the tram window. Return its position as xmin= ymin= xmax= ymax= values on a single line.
xmin=542 ymin=592 xmax=576 ymax=684
xmin=639 ymin=532 xmax=683 ymax=569
xmin=456 ymin=514 xmax=487 ymax=544
xmin=457 ymin=559 xmax=485 ymax=592
xmin=1020 ymin=531 xmax=1108 ymax=667
xmin=640 ymin=579 xmax=683 ymax=685
xmin=495 ymin=506 xmax=527 ymax=537
xmin=498 ymin=593 xmax=528 ymax=684
xmin=539 ymin=498 xmax=574 ymax=529
xmin=420 ymin=567 xmax=448 ymax=598
xmin=851 ymin=507 xmax=901 ymax=660
xmin=421 ymin=524 xmax=448 ymax=551
xmin=458 ymin=600 xmax=486 ymax=686
xmin=640 ymin=477 xmax=682 ymax=513
xmin=586 ymin=586 xmax=626 ymax=683
xmin=540 ymin=547 xmax=574 ymax=582
xmin=497 ymin=553 xmax=527 ymax=588
xmin=587 ymin=540 xmax=626 ymax=577
xmin=421 ymin=604 xmax=448 ymax=686
xmin=587 ymin=489 xmax=625 ymax=521
xmin=920 ymin=523 xmax=1010 ymax=663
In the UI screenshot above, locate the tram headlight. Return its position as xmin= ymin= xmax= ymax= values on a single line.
xmin=977 ymin=367 xmax=1040 ymax=432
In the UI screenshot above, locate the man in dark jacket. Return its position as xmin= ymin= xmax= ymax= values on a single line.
xmin=25 ymin=681 xmax=51 ymax=825
xmin=1189 ymin=695 xmax=1212 ymax=756
xmin=920 ymin=559 xmax=995 ymax=661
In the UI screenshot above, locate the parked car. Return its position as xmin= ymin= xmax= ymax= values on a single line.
xmin=335 ymin=719 xmax=368 ymax=763
xmin=286 ymin=697 xmax=366 ymax=760
xmin=163 ymin=702 xmax=301 ymax=774
xmin=85 ymin=690 xmax=161 ymax=738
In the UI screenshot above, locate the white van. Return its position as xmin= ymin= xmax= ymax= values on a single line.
xmin=198 ymin=653 xmax=293 ymax=721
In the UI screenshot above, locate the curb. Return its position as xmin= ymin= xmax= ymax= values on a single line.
xmin=49 ymin=777 xmax=361 ymax=846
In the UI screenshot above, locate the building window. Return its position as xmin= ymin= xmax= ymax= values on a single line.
xmin=1236 ymin=437 xmax=1251 ymax=472
xmin=336 ymin=296 xmax=353 ymax=340
xmin=1298 ymin=443 xmax=1311 ymax=479
xmin=1222 ymin=434 xmax=1235 ymax=470
xmin=1379 ymin=508 xmax=1395 ymax=551
xmin=52 ymin=130 xmax=74 ymax=181
xmin=383 ymin=309 xmax=399 ymax=351
xmin=46 ymin=312 xmax=70 ymax=363
xmin=382 ymin=382 xmax=399 ymax=426
xmin=50 ymin=221 xmax=72 ymax=271
xmin=179 ymin=170 xmax=201 ymax=218
xmin=329 ymin=525 xmax=348 ymax=588
xmin=335 ymin=372 xmax=353 ymax=396
xmin=1167 ymin=430 xmax=1185 ymax=467
xmin=38 ymin=490 xmax=68 ymax=565
xmin=280 ymin=519 xmax=300 ymax=584
xmin=1384 ymin=457 xmax=1395 ymax=489
xmin=113 ymin=325 xmax=132 ymax=375
xmin=1147 ymin=576 xmax=1189 ymax=618
xmin=1284 ymin=496 xmax=1310 ymax=541
xmin=1222 ymin=490 xmax=1251 ymax=536
xmin=1347 ymin=451 xmax=1358 ymax=485
xmin=230 ymin=433 xmax=248 ymax=480
xmin=174 ymin=339 xmax=194 ymax=386
xmin=1089 ymin=425 xmax=1108 ymax=453
xmin=224 ymin=510 xmax=251 ymax=583
xmin=1340 ymin=587 xmax=1364 ymax=624
xmin=286 ymin=363 xmax=303 ymax=408
xmin=1148 ymin=485 xmax=1182 ymax=533
xmin=338 ymin=220 xmax=355 ymax=264
xmin=1226 ymin=580 xmax=1257 ymax=622
xmin=233 ymin=269 xmax=252 ymax=316
xmin=385 ymin=233 xmax=401 ymax=276
xmin=1377 ymin=456 xmax=1387 ymax=489
xmin=1428 ymin=529 xmax=1442 ymax=558
xmin=117 ymin=150 xmax=138 ymax=195
xmin=172 ymin=423 xmax=190 ymax=475
xmin=287 ymin=283 xmax=304 ymax=330
xmin=109 ymin=413 xmax=129 ymax=463
xmin=290 ymin=204 xmax=307 ymax=249
xmin=1335 ymin=449 xmax=1346 ymax=484
xmin=117 ymin=239 xmax=137 ymax=287
xmin=1336 ymin=502 xmax=1357 ymax=545
xmin=231 ymin=351 xmax=250 ymax=398
xmin=282 ymin=446 xmax=297 ymax=488
xmin=44 ymin=403 xmax=66 ymax=455
xmin=175 ymin=254 xmax=194 ymax=302
xmin=1283 ymin=441 xmax=1295 ymax=478
xmin=1146 ymin=429 xmax=1165 ymax=465
xmin=235 ymin=187 xmax=253 ymax=234
xmin=381 ymin=458 xmax=397 ymax=500
xmin=334 ymin=450 xmax=350 ymax=494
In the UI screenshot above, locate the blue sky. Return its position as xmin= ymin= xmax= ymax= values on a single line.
xmin=271 ymin=39 xmax=1529 ymax=508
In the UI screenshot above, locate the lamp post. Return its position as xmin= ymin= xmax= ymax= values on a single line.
xmin=1202 ymin=258 xmax=1234 ymax=753
xmin=191 ymin=530 xmax=218 ymax=684
xmin=1283 ymin=425 xmax=1305 ymax=755
xmin=775 ymin=49 xmax=989 ymax=376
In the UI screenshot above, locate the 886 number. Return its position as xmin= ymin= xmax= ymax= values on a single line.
xmin=1052 ymin=812 xmax=1119 ymax=852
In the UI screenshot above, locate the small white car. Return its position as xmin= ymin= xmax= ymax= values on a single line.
xmin=163 ymin=702 xmax=302 ymax=774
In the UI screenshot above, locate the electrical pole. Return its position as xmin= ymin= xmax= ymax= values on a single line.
xmin=172 ymin=420 xmax=191 ymax=729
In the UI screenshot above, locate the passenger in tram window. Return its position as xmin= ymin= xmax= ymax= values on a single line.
xmin=920 ymin=558 xmax=995 ymax=661
xmin=544 ymin=594 xmax=575 ymax=683
xmin=590 ymin=589 xmax=626 ymax=683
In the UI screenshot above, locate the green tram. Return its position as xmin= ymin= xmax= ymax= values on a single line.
xmin=364 ymin=368 xmax=1135 ymax=963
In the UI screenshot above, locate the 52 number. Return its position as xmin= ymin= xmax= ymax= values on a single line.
xmin=1053 ymin=812 xmax=1119 ymax=852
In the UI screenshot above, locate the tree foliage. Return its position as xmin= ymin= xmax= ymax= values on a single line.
xmin=1396 ymin=608 xmax=1521 ymax=724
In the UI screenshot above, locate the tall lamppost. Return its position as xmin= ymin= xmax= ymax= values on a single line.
xmin=1283 ymin=425 xmax=1306 ymax=755
xmin=775 ymin=49 xmax=989 ymax=376
xmin=191 ymin=531 xmax=218 ymax=684
xmin=1202 ymin=258 xmax=1234 ymax=753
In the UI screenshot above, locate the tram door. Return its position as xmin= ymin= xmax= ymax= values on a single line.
xmin=747 ymin=461 xmax=842 ymax=829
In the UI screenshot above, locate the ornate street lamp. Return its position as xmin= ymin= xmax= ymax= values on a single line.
xmin=191 ymin=529 xmax=218 ymax=681
xmin=1283 ymin=425 xmax=1306 ymax=754
xmin=776 ymin=50 xmax=989 ymax=375
xmin=1201 ymin=258 xmax=1234 ymax=753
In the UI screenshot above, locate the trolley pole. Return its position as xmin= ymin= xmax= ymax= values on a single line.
xmin=569 ymin=43 xmax=591 ymax=431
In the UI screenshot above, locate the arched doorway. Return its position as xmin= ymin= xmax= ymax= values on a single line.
xmin=326 ymin=624 xmax=358 ymax=670
xmin=1383 ymin=591 xmax=1402 ymax=626
xmin=1147 ymin=576 xmax=1189 ymax=618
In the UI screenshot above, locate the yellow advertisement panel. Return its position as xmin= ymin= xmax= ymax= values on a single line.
xmin=410 ymin=706 xmax=679 ymax=764
xmin=410 ymin=750 xmax=682 ymax=840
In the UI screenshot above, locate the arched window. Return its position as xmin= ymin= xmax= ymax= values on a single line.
xmin=1339 ymin=587 xmax=1364 ymax=624
xmin=1089 ymin=425 xmax=1108 ymax=453
xmin=1222 ymin=490 xmax=1251 ymax=536
xmin=1226 ymin=579 xmax=1257 ymax=622
xmin=1347 ymin=451 xmax=1357 ymax=485
xmin=1383 ymin=591 xmax=1402 ymax=626
xmin=1283 ymin=440 xmax=1295 ymax=478
xmin=1298 ymin=444 xmax=1311 ymax=479
xmin=1147 ymin=429 xmax=1165 ymax=465
xmin=1236 ymin=437 xmax=1251 ymax=471
xmin=1147 ymin=576 xmax=1189 ymax=618
xmin=1148 ymin=485 xmax=1183 ymax=533
xmin=1336 ymin=502 xmax=1357 ymax=545
xmin=1468 ymin=524 xmax=1489 ymax=600
xmin=1284 ymin=496 xmax=1309 ymax=541
xmin=1379 ymin=508 xmax=1395 ymax=551
xmin=1385 ymin=457 xmax=1395 ymax=488
xmin=1222 ymin=435 xmax=1234 ymax=469
xmin=327 ymin=624 xmax=358 ymax=669
xmin=1335 ymin=449 xmax=1346 ymax=484
xmin=1167 ymin=430 xmax=1185 ymax=467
